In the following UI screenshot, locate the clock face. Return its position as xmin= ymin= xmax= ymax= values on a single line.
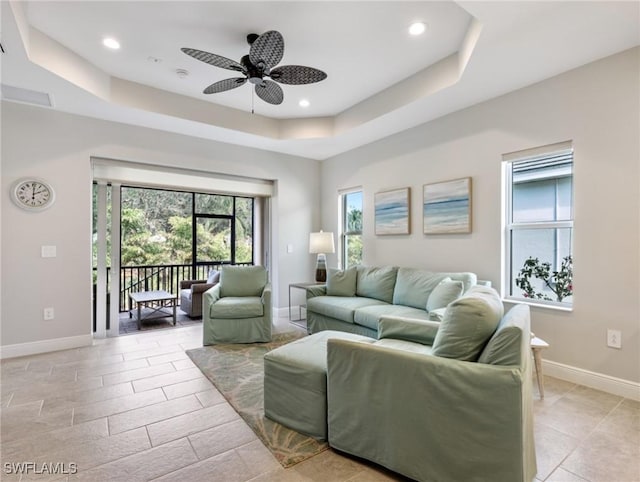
xmin=11 ymin=179 xmax=55 ymax=211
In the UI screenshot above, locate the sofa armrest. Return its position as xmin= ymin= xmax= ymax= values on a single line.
xmin=180 ymin=279 xmax=207 ymax=289
xmin=305 ymin=285 xmax=327 ymax=299
xmin=327 ymin=339 xmax=534 ymax=482
xmin=262 ymin=283 xmax=272 ymax=323
xmin=378 ymin=316 xmax=440 ymax=345
xmin=203 ymin=284 xmax=221 ymax=316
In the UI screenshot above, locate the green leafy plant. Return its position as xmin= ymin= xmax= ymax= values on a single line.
xmin=515 ymin=255 xmax=573 ymax=302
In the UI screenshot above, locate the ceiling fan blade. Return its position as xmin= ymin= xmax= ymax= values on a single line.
xmin=255 ymin=79 xmax=283 ymax=105
xmin=203 ymin=77 xmax=247 ymax=94
xmin=269 ymin=65 xmax=327 ymax=85
xmin=181 ymin=48 xmax=244 ymax=72
xmin=249 ymin=31 xmax=284 ymax=70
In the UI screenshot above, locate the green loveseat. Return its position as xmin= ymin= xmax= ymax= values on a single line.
xmin=306 ymin=266 xmax=477 ymax=337
xmin=327 ymin=286 xmax=537 ymax=482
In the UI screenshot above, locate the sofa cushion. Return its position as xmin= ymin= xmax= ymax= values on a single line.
xmin=219 ymin=265 xmax=266 ymax=297
xmin=392 ymin=268 xmax=448 ymax=309
xmin=356 ymin=266 xmax=398 ymax=303
xmin=426 ymin=278 xmax=464 ymax=312
xmin=209 ymin=296 xmax=263 ymax=319
xmin=307 ymin=296 xmax=387 ymax=324
xmin=432 ymin=285 xmax=504 ymax=361
xmin=478 ymin=304 xmax=529 ymax=366
xmin=354 ymin=305 xmax=430 ymax=331
xmin=326 ymin=268 xmax=357 ymax=297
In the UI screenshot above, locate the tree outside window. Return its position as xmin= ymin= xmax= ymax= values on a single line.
xmin=342 ymin=191 xmax=363 ymax=268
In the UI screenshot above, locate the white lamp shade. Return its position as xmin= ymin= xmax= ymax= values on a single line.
xmin=309 ymin=231 xmax=335 ymax=254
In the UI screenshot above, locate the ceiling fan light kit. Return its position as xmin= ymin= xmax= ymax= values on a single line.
xmin=182 ymin=30 xmax=327 ymax=106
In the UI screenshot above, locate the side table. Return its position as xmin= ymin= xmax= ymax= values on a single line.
xmin=289 ymin=282 xmax=325 ymax=329
xmin=531 ymin=336 xmax=550 ymax=399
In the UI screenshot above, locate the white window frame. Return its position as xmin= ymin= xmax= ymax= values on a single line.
xmin=502 ymin=141 xmax=574 ymax=310
xmin=339 ymin=187 xmax=363 ymax=269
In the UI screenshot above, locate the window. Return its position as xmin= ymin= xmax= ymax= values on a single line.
xmin=341 ymin=190 xmax=363 ymax=268
xmin=503 ymin=143 xmax=574 ymax=307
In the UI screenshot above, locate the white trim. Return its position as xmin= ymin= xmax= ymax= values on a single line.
xmin=274 ymin=307 xmax=289 ymax=319
xmin=92 ymin=158 xmax=274 ymax=197
xmin=0 ymin=334 xmax=93 ymax=360
xmin=543 ymin=359 xmax=640 ymax=401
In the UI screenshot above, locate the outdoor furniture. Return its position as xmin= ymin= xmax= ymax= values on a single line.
xmin=179 ymin=270 xmax=220 ymax=318
xmin=129 ymin=290 xmax=177 ymax=329
xmin=202 ymin=265 xmax=272 ymax=344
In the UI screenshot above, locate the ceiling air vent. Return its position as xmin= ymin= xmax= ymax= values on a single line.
xmin=1 ymin=84 xmax=53 ymax=107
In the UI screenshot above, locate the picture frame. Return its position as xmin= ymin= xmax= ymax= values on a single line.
xmin=423 ymin=177 xmax=472 ymax=234
xmin=375 ymin=187 xmax=411 ymax=235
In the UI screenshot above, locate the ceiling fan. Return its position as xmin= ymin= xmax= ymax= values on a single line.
xmin=181 ymin=31 xmax=327 ymax=105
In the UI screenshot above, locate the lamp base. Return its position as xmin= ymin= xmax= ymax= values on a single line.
xmin=315 ymin=253 xmax=327 ymax=283
xmin=315 ymin=268 xmax=327 ymax=283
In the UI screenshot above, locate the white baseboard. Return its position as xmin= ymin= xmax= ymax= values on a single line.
xmin=542 ymin=359 xmax=640 ymax=401
xmin=0 ymin=334 xmax=93 ymax=360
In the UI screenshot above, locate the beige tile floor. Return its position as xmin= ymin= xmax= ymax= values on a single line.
xmin=1 ymin=316 xmax=639 ymax=482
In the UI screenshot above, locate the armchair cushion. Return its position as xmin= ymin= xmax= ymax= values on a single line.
xmin=209 ymin=296 xmax=263 ymax=319
xmin=432 ymin=285 xmax=503 ymax=361
xmin=219 ymin=265 xmax=267 ymax=297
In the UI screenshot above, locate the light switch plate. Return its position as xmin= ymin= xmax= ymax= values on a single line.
xmin=41 ymin=245 xmax=57 ymax=258
xmin=287 ymin=244 xmax=293 ymax=253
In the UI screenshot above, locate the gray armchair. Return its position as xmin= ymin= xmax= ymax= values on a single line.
xmin=202 ymin=265 xmax=272 ymax=345
xmin=179 ymin=271 xmax=220 ymax=318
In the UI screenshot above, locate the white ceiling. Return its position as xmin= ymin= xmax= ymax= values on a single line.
xmin=2 ymin=1 xmax=639 ymax=160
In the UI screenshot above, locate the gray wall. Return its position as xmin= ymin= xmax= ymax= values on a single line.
xmin=320 ymin=48 xmax=640 ymax=383
xmin=1 ymin=104 xmax=320 ymax=347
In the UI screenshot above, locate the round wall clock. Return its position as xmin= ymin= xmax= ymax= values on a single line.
xmin=11 ymin=178 xmax=56 ymax=211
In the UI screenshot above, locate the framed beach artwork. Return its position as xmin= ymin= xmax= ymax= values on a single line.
xmin=374 ymin=187 xmax=411 ymax=235
xmin=423 ymin=178 xmax=472 ymax=234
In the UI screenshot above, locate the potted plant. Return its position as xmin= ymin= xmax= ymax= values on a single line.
xmin=515 ymin=255 xmax=573 ymax=302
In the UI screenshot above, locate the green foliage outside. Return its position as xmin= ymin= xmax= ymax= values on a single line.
xmin=515 ymin=255 xmax=573 ymax=302
xmin=93 ymin=186 xmax=253 ymax=269
xmin=345 ymin=205 xmax=363 ymax=268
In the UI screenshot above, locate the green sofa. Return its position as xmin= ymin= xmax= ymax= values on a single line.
xmin=306 ymin=266 xmax=477 ymax=337
xmin=326 ymin=286 xmax=537 ymax=482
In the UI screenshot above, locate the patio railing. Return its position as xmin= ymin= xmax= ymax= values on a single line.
xmin=93 ymin=262 xmax=252 ymax=315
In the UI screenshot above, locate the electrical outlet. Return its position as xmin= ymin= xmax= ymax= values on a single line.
xmin=607 ymin=329 xmax=622 ymax=349
xmin=43 ymin=307 xmax=55 ymax=320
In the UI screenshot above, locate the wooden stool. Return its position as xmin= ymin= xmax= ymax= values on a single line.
xmin=531 ymin=336 xmax=549 ymax=399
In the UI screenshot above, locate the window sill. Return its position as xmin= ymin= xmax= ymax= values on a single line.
xmin=502 ymin=297 xmax=573 ymax=312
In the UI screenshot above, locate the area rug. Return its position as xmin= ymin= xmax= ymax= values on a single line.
xmin=186 ymin=332 xmax=329 ymax=467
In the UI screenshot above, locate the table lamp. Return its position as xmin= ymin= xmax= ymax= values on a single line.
xmin=309 ymin=231 xmax=335 ymax=282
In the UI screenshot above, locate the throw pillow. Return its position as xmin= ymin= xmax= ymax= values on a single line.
xmin=426 ymin=277 xmax=464 ymax=312
xmin=207 ymin=270 xmax=221 ymax=285
xmin=326 ymin=268 xmax=357 ymax=296
xmin=432 ymin=285 xmax=504 ymax=361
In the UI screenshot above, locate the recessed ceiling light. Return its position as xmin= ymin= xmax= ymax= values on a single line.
xmin=102 ymin=37 xmax=120 ymax=50
xmin=299 ymin=99 xmax=310 ymax=108
xmin=409 ymin=22 xmax=426 ymax=36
